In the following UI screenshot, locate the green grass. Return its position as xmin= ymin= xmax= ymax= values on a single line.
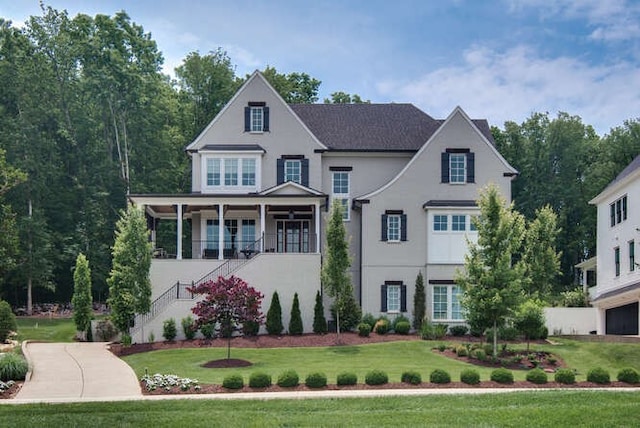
xmin=14 ymin=317 xmax=77 ymax=343
xmin=1 ymin=391 xmax=640 ymax=426
xmin=124 ymin=337 xmax=640 ymax=385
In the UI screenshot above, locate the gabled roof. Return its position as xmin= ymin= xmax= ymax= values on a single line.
xmin=590 ymin=154 xmax=640 ymax=205
xmin=258 ymin=181 xmax=325 ymax=196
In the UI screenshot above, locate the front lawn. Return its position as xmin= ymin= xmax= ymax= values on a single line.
xmin=15 ymin=317 xmax=77 ymax=343
xmin=1 ymin=392 xmax=640 ymax=426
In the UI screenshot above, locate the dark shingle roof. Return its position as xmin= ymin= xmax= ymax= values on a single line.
xmin=606 ymin=154 xmax=640 ymax=189
xmin=290 ymin=103 xmax=494 ymax=151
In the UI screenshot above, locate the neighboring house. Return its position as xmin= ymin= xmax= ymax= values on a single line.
xmin=128 ymin=71 xmax=517 ymax=342
xmin=590 ymin=155 xmax=640 ymax=335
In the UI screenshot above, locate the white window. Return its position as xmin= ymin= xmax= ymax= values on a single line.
xmin=242 ymin=219 xmax=256 ymax=248
xmin=449 ymin=153 xmax=466 ymax=183
xmin=206 ymin=158 xmax=220 ymax=186
xmin=387 ymin=215 xmax=401 ymax=241
xmin=432 ymin=285 xmax=464 ymax=321
xmin=224 ymin=158 xmax=238 ymax=186
xmin=242 ymin=159 xmax=256 ymax=186
xmin=284 ymin=159 xmax=301 ymax=183
xmin=202 ymin=156 xmax=260 ymax=192
xmin=332 ymin=172 xmax=350 ymax=221
xmin=452 ymin=215 xmax=466 ymax=231
xmin=434 ymin=215 xmax=448 ymax=231
xmin=250 ymin=107 xmax=263 ymax=132
xmin=610 ymin=195 xmax=628 ymax=227
xmin=387 ymin=285 xmax=400 ymax=312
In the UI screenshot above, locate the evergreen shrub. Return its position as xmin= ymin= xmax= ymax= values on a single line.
xmin=449 ymin=325 xmax=468 ymax=336
xmin=222 ymin=374 xmax=244 ymax=389
xmin=249 ymin=372 xmax=272 ymax=388
xmin=277 ymin=370 xmax=299 ymax=387
xmin=336 ymin=372 xmax=358 ymax=386
xmin=357 ymin=322 xmax=371 ymax=337
xmin=587 ymin=367 xmax=610 ymax=384
xmin=617 ymin=367 xmax=640 ymax=384
xmin=401 ymin=370 xmax=422 ymax=385
xmin=394 ymin=321 xmax=411 ymax=335
xmin=365 ymin=370 xmax=388 ymax=385
xmin=181 ymin=316 xmax=196 ymax=340
xmin=526 ymin=368 xmax=548 ymax=384
xmin=460 ymin=369 xmax=480 ymax=385
xmin=554 ymin=368 xmax=575 ymax=384
xmin=162 ymin=318 xmax=177 ymax=341
xmin=305 ymin=372 xmax=327 ymax=388
xmin=429 ymin=369 xmax=451 ymax=384
xmin=490 ymin=368 xmax=514 ymax=384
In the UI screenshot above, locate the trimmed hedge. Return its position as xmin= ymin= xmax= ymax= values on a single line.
xmin=357 ymin=323 xmax=371 ymax=337
xmin=394 ymin=321 xmax=411 ymax=335
xmin=554 ymin=368 xmax=576 ymax=384
xmin=617 ymin=367 xmax=640 ymax=384
xmin=460 ymin=369 xmax=480 ymax=385
xmin=365 ymin=370 xmax=388 ymax=385
xmin=587 ymin=367 xmax=610 ymax=384
xmin=490 ymin=368 xmax=514 ymax=384
xmin=336 ymin=372 xmax=358 ymax=386
xmin=305 ymin=372 xmax=327 ymax=388
xmin=401 ymin=370 xmax=422 ymax=385
xmin=222 ymin=374 xmax=243 ymax=390
xmin=276 ymin=370 xmax=299 ymax=387
xmin=429 ymin=369 xmax=451 ymax=384
xmin=526 ymin=368 xmax=548 ymax=384
xmin=248 ymin=372 xmax=272 ymax=388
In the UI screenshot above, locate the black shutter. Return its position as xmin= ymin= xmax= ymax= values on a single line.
xmin=466 ymin=152 xmax=475 ymax=183
xmin=244 ymin=107 xmax=251 ymax=132
xmin=381 ymin=214 xmax=388 ymax=241
xmin=277 ymin=159 xmax=284 ymax=185
xmin=400 ymin=284 xmax=407 ymax=312
xmin=381 ymin=284 xmax=388 ymax=312
xmin=400 ymin=214 xmax=407 ymax=241
xmin=301 ymin=158 xmax=309 ymax=186
xmin=441 ymin=152 xmax=450 ymax=183
xmin=263 ymin=107 xmax=270 ymax=132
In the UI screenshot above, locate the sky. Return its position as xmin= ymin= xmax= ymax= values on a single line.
xmin=2 ymin=0 xmax=640 ymax=135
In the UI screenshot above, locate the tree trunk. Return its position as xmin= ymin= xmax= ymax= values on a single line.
xmin=336 ymin=308 xmax=341 ymax=345
xmin=493 ymin=320 xmax=498 ymax=357
xmin=227 ymin=335 xmax=231 ymax=360
xmin=27 ymin=277 xmax=32 ymax=316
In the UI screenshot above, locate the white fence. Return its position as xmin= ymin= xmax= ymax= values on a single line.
xmin=544 ymin=307 xmax=597 ymax=335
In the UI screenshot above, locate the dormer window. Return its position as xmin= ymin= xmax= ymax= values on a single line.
xmin=244 ymin=102 xmax=269 ymax=133
xmin=284 ymin=159 xmax=301 ymax=183
xmin=201 ymin=149 xmax=262 ymax=194
xmin=441 ymin=149 xmax=475 ymax=184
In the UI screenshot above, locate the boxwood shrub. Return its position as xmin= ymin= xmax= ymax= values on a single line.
xmin=401 ymin=370 xmax=422 ymax=385
xmin=305 ymin=372 xmax=327 ymax=388
xmin=490 ymin=368 xmax=514 ymax=384
xmin=248 ymin=372 xmax=272 ymax=388
xmin=276 ymin=370 xmax=299 ymax=387
xmin=587 ymin=367 xmax=610 ymax=384
xmin=365 ymin=369 xmax=388 ymax=385
xmin=449 ymin=325 xmax=468 ymax=336
xmin=394 ymin=321 xmax=411 ymax=335
xmin=357 ymin=322 xmax=371 ymax=337
xmin=526 ymin=368 xmax=548 ymax=384
xmin=554 ymin=368 xmax=576 ymax=384
xmin=336 ymin=372 xmax=358 ymax=386
xmin=222 ymin=374 xmax=244 ymax=390
xmin=460 ymin=368 xmax=480 ymax=385
xmin=374 ymin=318 xmax=390 ymax=335
xmin=430 ymin=369 xmax=451 ymax=384
xmin=0 ymin=353 xmax=28 ymax=381
xmin=617 ymin=367 xmax=640 ymax=384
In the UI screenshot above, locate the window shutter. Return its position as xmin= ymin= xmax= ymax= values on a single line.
xmin=400 ymin=284 xmax=407 ymax=312
xmin=263 ymin=107 xmax=270 ymax=132
xmin=400 ymin=214 xmax=407 ymax=241
xmin=441 ymin=152 xmax=450 ymax=183
xmin=301 ymin=158 xmax=309 ymax=186
xmin=466 ymin=152 xmax=475 ymax=183
xmin=381 ymin=214 xmax=388 ymax=241
xmin=244 ymin=107 xmax=251 ymax=132
xmin=277 ymin=159 xmax=284 ymax=185
xmin=381 ymin=284 xmax=388 ymax=312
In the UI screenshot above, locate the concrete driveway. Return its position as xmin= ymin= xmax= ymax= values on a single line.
xmin=15 ymin=342 xmax=141 ymax=401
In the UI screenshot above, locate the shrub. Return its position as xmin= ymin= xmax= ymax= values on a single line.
xmin=365 ymin=370 xmax=388 ymax=385
xmin=242 ymin=320 xmax=260 ymax=336
xmin=433 ymin=323 xmax=448 ymax=339
xmin=490 ymin=368 xmax=514 ymax=384
xmin=394 ymin=321 xmax=411 ymax=335
xmin=391 ymin=315 xmax=410 ymax=332
xmin=554 ymin=368 xmax=576 ymax=384
xmin=248 ymin=372 xmax=272 ymax=388
xmin=473 ymin=348 xmax=487 ymax=361
xmin=361 ymin=313 xmax=376 ymax=331
xmin=162 ymin=318 xmax=177 ymax=341
xmin=437 ymin=343 xmax=446 ymax=352
xmin=449 ymin=325 xmax=468 ymax=337
xmin=336 ymin=372 xmax=358 ymax=386
xmin=181 ymin=316 xmax=196 ymax=340
xmin=147 ymin=331 xmax=154 ymax=343
xmin=498 ymin=326 xmax=519 ymax=341
xmin=357 ymin=322 xmax=371 ymax=337
xmin=430 ymin=369 xmax=451 ymax=384
xmin=374 ymin=318 xmax=390 ymax=335
xmin=266 ymin=292 xmax=283 ymax=335
xmin=420 ymin=322 xmax=435 ymax=340
xmin=95 ymin=319 xmax=117 ymax=342
xmin=312 ymin=290 xmax=327 ymax=334
xmin=413 ymin=272 xmax=426 ymax=330
xmin=460 ymin=369 xmax=480 ymax=385
xmin=401 ymin=370 xmax=422 ymax=385
xmin=526 ymin=368 xmax=548 ymax=384
xmin=277 ymin=370 xmax=299 ymax=387
xmin=122 ymin=333 xmax=132 ymax=347
xmin=0 ymin=353 xmax=28 ymax=381
xmin=288 ymin=293 xmax=303 ymax=335
xmin=222 ymin=374 xmax=244 ymax=389
xmin=617 ymin=367 xmax=640 ymax=384
xmin=200 ymin=323 xmax=215 ymax=340
xmin=0 ymin=301 xmax=16 ymax=343
xmin=456 ymin=345 xmax=468 ymax=357
xmin=587 ymin=367 xmax=610 ymax=384
xmin=305 ymin=372 xmax=327 ymax=388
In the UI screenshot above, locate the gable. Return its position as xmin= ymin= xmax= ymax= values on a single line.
xmin=259 ymin=181 xmax=324 ymax=196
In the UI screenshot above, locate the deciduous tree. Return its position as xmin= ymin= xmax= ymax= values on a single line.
xmin=524 ymin=205 xmax=562 ymax=298
xmin=513 ymin=299 xmax=546 ymax=352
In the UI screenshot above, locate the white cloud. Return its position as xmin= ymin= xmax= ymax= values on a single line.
xmin=376 ymin=45 xmax=640 ymax=134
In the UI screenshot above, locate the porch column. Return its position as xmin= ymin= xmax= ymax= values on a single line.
xmin=260 ymin=203 xmax=266 ymax=252
xmin=315 ymin=202 xmax=321 ymax=253
xmin=218 ymin=203 xmax=224 ymax=260
xmin=176 ymin=203 xmax=183 ymax=260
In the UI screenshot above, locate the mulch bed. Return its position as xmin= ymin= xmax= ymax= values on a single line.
xmin=0 ymin=382 xmax=23 ymax=399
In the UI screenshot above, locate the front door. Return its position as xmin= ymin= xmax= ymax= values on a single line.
xmin=277 ymin=220 xmax=309 ymax=253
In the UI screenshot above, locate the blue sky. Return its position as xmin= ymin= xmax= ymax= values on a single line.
xmin=2 ymin=0 xmax=640 ymax=135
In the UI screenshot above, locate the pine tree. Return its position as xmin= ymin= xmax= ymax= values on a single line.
xmin=313 ymin=290 xmax=327 ymax=334
xmin=266 ymin=291 xmax=283 ymax=335
xmin=288 ymin=292 xmax=303 ymax=335
xmin=72 ymin=253 xmax=93 ymax=339
xmin=413 ymin=272 xmax=426 ymax=330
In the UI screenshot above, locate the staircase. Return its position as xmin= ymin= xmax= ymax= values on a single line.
xmin=131 ymin=256 xmax=255 ymax=336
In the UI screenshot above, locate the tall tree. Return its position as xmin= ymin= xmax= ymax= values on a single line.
xmin=0 ymin=148 xmax=25 ymax=297
xmin=413 ymin=272 xmax=426 ymax=330
xmin=456 ymin=184 xmax=526 ymax=356
xmin=107 ymin=204 xmax=152 ymax=334
xmin=72 ymin=253 xmax=93 ymax=338
xmin=324 ymin=91 xmax=370 ymax=104
xmin=259 ymin=66 xmax=321 ymax=103
xmin=523 ymin=205 xmax=562 ymax=299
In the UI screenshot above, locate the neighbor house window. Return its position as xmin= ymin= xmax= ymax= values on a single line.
xmin=615 ymin=247 xmax=621 ymax=277
xmin=432 ymin=284 xmax=464 ymax=321
xmin=610 ymin=195 xmax=628 ymax=226
xmin=380 ymin=282 xmax=407 ymax=313
xmin=441 ymin=149 xmax=475 ymax=184
xmin=381 ymin=211 xmax=407 ymax=242
xmin=630 ymin=240 xmax=635 ymax=272
xmin=332 ymin=171 xmax=350 ymax=221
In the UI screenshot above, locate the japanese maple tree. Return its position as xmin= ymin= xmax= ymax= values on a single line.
xmin=188 ymin=275 xmax=264 ymax=359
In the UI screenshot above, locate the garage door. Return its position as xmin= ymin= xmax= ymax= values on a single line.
xmin=606 ymin=302 xmax=639 ymax=335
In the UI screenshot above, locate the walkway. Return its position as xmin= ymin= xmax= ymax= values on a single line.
xmin=15 ymin=342 xmax=141 ymax=402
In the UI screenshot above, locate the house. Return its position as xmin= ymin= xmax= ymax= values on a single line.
xmin=590 ymin=155 xmax=640 ymax=335
xmin=128 ymin=71 xmax=517 ymax=342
